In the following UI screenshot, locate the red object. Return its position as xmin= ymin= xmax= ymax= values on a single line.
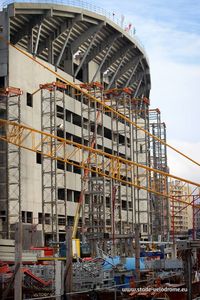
xmin=30 ymin=247 xmax=54 ymax=256
xmin=39 ymin=81 xmax=68 ymax=91
xmin=82 ymin=257 xmax=92 ymax=262
xmin=0 ymin=86 xmax=22 ymax=96
xmin=0 ymin=263 xmax=11 ymax=274
xmin=80 ymin=82 xmax=104 ymax=90
xmin=22 ymin=268 xmax=52 ymax=286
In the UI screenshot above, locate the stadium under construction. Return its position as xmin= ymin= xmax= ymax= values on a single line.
xmin=0 ymin=1 xmax=200 ymax=300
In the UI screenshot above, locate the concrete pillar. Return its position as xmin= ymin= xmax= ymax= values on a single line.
xmin=64 ymin=48 xmax=73 ymax=77
xmin=82 ymin=63 xmax=88 ymax=83
xmin=0 ymin=11 xmax=8 ymax=81
xmin=48 ymin=38 xmax=54 ymax=65
xmin=27 ymin=28 xmax=34 ymax=54
xmin=55 ymin=260 xmax=64 ymax=299
xmin=172 ymin=242 xmax=177 ymax=259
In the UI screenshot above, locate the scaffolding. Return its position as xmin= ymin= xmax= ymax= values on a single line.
xmin=131 ymin=96 xmax=150 ymax=239
xmin=149 ymin=109 xmax=169 ymax=240
xmin=80 ymin=82 xmax=109 ymax=254
xmin=79 ymin=86 xmax=151 ymax=255
xmin=103 ymin=88 xmax=136 ymax=254
xmin=0 ymin=87 xmax=22 ymax=239
xmin=40 ymin=82 xmax=68 ymax=244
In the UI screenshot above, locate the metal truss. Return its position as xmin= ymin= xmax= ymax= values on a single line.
xmin=149 ymin=109 xmax=169 ymax=240
xmin=1 ymin=117 xmax=200 ymax=247
xmin=132 ymin=97 xmax=151 ymax=239
xmin=0 ymin=87 xmax=22 ymax=238
xmin=40 ymin=82 xmax=67 ymax=244
xmin=79 ymin=82 xmax=108 ymax=254
xmin=0 ymin=118 xmax=199 ymax=200
xmin=104 ymin=88 xmax=135 ymax=254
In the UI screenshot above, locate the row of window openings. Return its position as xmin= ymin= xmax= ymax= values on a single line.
xmin=0 ymin=210 xmax=71 ymax=225
xmin=26 ymin=93 xmax=133 ymax=147
xmin=26 ymin=91 xmax=130 ymax=127
xmin=58 ymin=189 xmax=133 ymax=210
xmin=36 ymin=152 xmax=81 ymax=174
xmin=0 ymin=198 xmax=134 ymax=226
xmin=57 ymin=105 xmax=132 ymax=145
xmin=0 ymin=210 xmax=74 ymax=226
xmin=36 ymin=152 xmax=135 ymax=183
xmin=23 ymin=211 xmax=74 ymax=226
xmin=14 ymin=189 xmax=86 ymax=204
xmin=27 ymin=94 xmax=144 ymax=154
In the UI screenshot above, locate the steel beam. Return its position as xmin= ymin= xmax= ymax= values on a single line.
xmin=91 ymin=45 xmax=113 ymax=82
xmin=85 ymin=32 xmax=121 ymax=63
xmin=115 ymin=55 xmax=142 ymax=82
xmin=137 ymin=85 xmax=146 ymax=98
xmin=137 ymin=83 xmax=151 ymax=98
xmin=38 ymin=20 xmax=68 ymax=54
xmin=12 ymin=15 xmax=44 ymax=44
xmin=70 ymin=22 xmax=104 ymax=53
xmin=74 ymin=31 xmax=99 ymax=78
xmin=33 ymin=23 xmax=42 ymax=56
xmin=128 ymin=70 xmax=144 ymax=87
xmin=107 ymin=56 xmax=125 ymax=89
xmin=55 ymin=27 xmax=73 ymax=68
xmin=125 ymin=59 xmax=141 ymax=87
xmin=133 ymin=77 xmax=144 ymax=97
xmin=38 ymin=15 xmax=82 ymax=54
xmin=101 ymin=44 xmax=133 ymax=73
xmin=82 ymin=16 xmax=99 ymax=25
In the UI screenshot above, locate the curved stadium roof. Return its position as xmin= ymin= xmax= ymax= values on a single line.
xmin=2 ymin=0 xmax=151 ymax=97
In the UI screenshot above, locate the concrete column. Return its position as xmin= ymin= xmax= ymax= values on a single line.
xmin=64 ymin=48 xmax=73 ymax=77
xmin=0 ymin=11 xmax=8 ymax=80
xmin=172 ymin=242 xmax=177 ymax=259
xmin=55 ymin=260 xmax=64 ymax=299
xmin=27 ymin=28 xmax=34 ymax=53
xmin=48 ymin=38 xmax=54 ymax=65
xmin=82 ymin=63 xmax=88 ymax=83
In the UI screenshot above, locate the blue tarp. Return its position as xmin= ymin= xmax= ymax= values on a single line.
xmin=103 ymin=256 xmax=146 ymax=270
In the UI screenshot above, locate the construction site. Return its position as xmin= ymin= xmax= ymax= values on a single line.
xmin=0 ymin=1 xmax=200 ymax=299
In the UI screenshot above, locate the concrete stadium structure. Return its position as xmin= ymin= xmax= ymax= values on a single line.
xmin=0 ymin=1 xmax=169 ymax=254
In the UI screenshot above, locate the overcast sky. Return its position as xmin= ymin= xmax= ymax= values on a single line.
xmin=0 ymin=0 xmax=200 ymax=183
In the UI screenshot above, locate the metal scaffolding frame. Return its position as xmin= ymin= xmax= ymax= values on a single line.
xmin=132 ymin=97 xmax=151 ymax=239
xmin=149 ymin=109 xmax=169 ymax=240
xmin=80 ymin=82 xmax=108 ymax=254
xmin=104 ymin=88 xmax=135 ymax=255
xmin=40 ymin=82 xmax=67 ymax=244
xmin=0 ymin=87 xmax=22 ymax=239
xmin=0 ymin=80 xmax=198 ymax=249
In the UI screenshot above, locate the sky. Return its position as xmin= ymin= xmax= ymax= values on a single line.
xmin=0 ymin=0 xmax=200 ymax=183
xmin=92 ymin=0 xmax=200 ymax=183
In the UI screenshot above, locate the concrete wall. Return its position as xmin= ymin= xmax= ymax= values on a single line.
xmin=7 ymin=45 xmax=149 ymax=236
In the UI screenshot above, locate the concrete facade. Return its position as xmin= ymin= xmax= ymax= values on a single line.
xmin=169 ymin=180 xmax=192 ymax=236
xmin=0 ymin=2 xmax=151 ymax=250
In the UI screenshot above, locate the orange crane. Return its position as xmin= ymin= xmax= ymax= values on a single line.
xmin=0 ymin=119 xmax=200 ymax=209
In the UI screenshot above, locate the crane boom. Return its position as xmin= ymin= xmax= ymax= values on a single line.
xmin=0 ymin=119 xmax=199 ymax=213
